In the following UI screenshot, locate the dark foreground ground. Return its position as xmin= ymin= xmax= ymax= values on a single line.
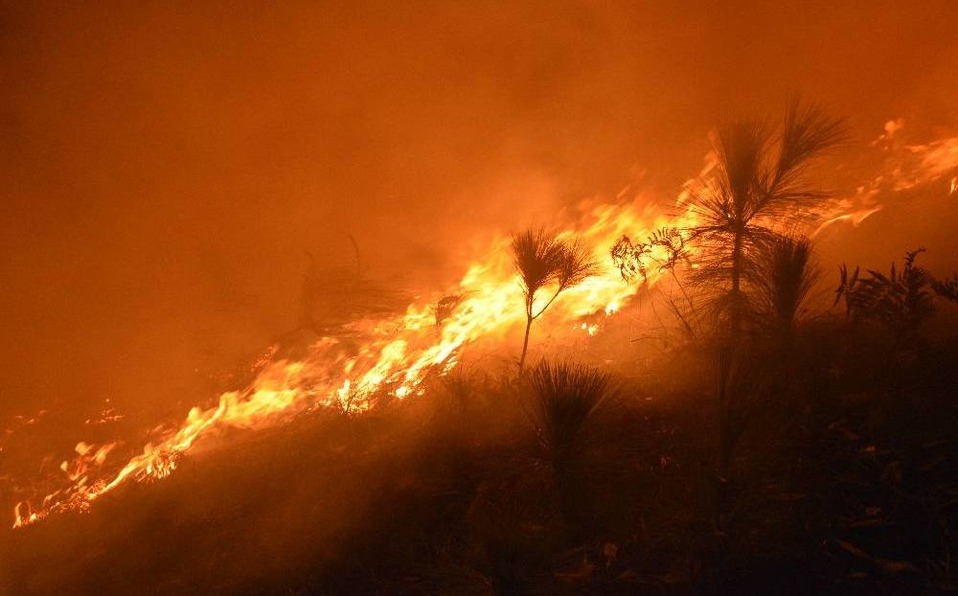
xmin=3 ymin=326 xmax=958 ymax=595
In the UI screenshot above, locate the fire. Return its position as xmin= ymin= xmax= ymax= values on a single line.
xmin=815 ymin=119 xmax=958 ymax=235
xmin=901 ymin=134 xmax=958 ymax=191
xmin=11 ymin=195 xmax=688 ymax=529
xmin=10 ymin=119 xmax=957 ymax=529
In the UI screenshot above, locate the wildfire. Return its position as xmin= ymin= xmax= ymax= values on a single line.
xmin=10 ymin=119 xmax=957 ymax=529
xmin=815 ymin=119 xmax=958 ymax=235
xmin=10 ymin=196 xmax=688 ymax=529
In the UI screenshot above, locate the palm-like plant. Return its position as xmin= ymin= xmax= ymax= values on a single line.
xmin=526 ymin=361 xmax=615 ymax=527
xmin=526 ymin=361 xmax=614 ymax=465
xmin=688 ymin=99 xmax=845 ymax=333
xmin=686 ymin=100 xmax=844 ymax=487
xmin=512 ymin=229 xmax=596 ymax=375
xmin=754 ymin=234 xmax=820 ymax=342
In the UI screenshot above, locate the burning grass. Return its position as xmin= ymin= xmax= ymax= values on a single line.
xmin=4 ymin=320 xmax=958 ymax=593
xmin=4 ymin=116 xmax=958 ymax=594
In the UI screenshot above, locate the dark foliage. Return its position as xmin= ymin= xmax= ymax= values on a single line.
xmin=671 ymin=100 xmax=845 ymax=540
xmin=754 ymin=234 xmax=820 ymax=340
xmin=512 ymin=228 xmax=596 ymax=374
xmin=686 ymin=99 xmax=845 ymax=328
xmin=525 ymin=361 xmax=615 ymax=475
xmin=5 ymin=332 xmax=958 ymax=593
xmin=836 ymin=249 xmax=937 ymax=344
xmin=932 ymin=273 xmax=958 ymax=303
xmin=611 ymin=227 xmax=689 ymax=283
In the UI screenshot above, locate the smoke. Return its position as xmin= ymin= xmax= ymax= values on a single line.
xmin=1 ymin=1 xmax=957 ymax=453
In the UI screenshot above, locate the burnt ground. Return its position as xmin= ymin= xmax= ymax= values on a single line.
xmin=3 ymin=324 xmax=958 ymax=595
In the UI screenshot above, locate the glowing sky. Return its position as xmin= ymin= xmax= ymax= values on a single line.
xmin=1 ymin=1 xmax=956 ymax=422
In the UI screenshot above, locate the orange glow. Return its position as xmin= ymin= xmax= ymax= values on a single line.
xmin=12 ymin=193 xmax=699 ymax=528
xmin=815 ymin=121 xmax=958 ymax=236
xmin=11 ymin=120 xmax=958 ymax=529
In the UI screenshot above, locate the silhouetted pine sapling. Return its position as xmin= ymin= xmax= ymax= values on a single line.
xmin=686 ymin=100 xmax=846 ymax=336
xmin=753 ymin=234 xmax=820 ymax=343
xmin=835 ymin=248 xmax=936 ymax=344
xmin=682 ymin=99 xmax=845 ymax=491
xmin=512 ymin=228 xmax=596 ymax=375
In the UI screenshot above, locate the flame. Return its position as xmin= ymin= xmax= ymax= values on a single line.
xmin=11 ymin=118 xmax=957 ymax=529
xmin=901 ymin=134 xmax=958 ymax=191
xmin=12 ymin=194 xmax=694 ymax=528
xmin=814 ymin=121 xmax=958 ymax=236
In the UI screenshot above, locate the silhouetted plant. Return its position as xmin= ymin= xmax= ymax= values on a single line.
xmin=754 ymin=234 xmax=820 ymax=343
xmin=687 ymin=100 xmax=846 ymax=333
xmin=685 ymin=100 xmax=845 ymax=488
xmin=611 ymin=226 xmax=689 ymax=283
xmin=715 ymin=348 xmax=775 ymax=486
xmin=526 ymin=360 xmax=616 ymax=527
xmin=526 ymin=361 xmax=614 ymax=470
xmin=512 ymin=228 xmax=596 ymax=375
xmin=835 ymin=262 xmax=861 ymax=319
xmin=835 ymin=249 xmax=936 ymax=345
xmin=932 ymin=273 xmax=958 ymax=303
xmin=299 ymin=251 xmax=405 ymax=336
xmin=612 ymin=227 xmax=700 ymax=339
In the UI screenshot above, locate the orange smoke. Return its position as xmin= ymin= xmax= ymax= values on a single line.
xmin=12 ymin=119 xmax=958 ymax=529
xmin=12 ymin=194 xmax=693 ymax=528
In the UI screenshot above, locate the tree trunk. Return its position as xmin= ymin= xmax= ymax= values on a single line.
xmin=715 ymin=230 xmax=744 ymax=539
xmin=517 ymin=315 xmax=533 ymax=376
xmin=719 ymin=231 xmax=745 ymax=476
xmin=730 ymin=231 xmax=744 ymax=335
xmin=717 ymin=348 xmax=733 ymax=482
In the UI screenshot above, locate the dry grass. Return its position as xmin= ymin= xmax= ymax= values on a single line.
xmin=5 ymin=318 xmax=958 ymax=594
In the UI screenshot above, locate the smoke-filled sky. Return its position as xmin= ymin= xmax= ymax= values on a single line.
xmin=1 ymin=1 xmax=956 ymax=422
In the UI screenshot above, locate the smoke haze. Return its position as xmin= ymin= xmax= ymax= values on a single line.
xmin=1 ymin=1 xmax=956 ymax=423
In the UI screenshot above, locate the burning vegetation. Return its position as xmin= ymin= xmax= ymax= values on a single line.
xmin=4 ymin=102 xmax=958 ymax=593
xmin=3 ymin=3 xmax=958 ymax=593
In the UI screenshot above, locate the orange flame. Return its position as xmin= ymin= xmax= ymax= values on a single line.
xmin=12 ymin=194 xmax=695 ymax=528
xmin=815 ymin=119 xmax=958 ymax=235
xmin=12 ymin=119 xmax=957 ymax=528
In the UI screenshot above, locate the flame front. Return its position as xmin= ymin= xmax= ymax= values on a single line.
xmin=12 ymin=195 xmax=690 ymax=528
xmin=11 ymin=118 xmax=957 ymax=529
